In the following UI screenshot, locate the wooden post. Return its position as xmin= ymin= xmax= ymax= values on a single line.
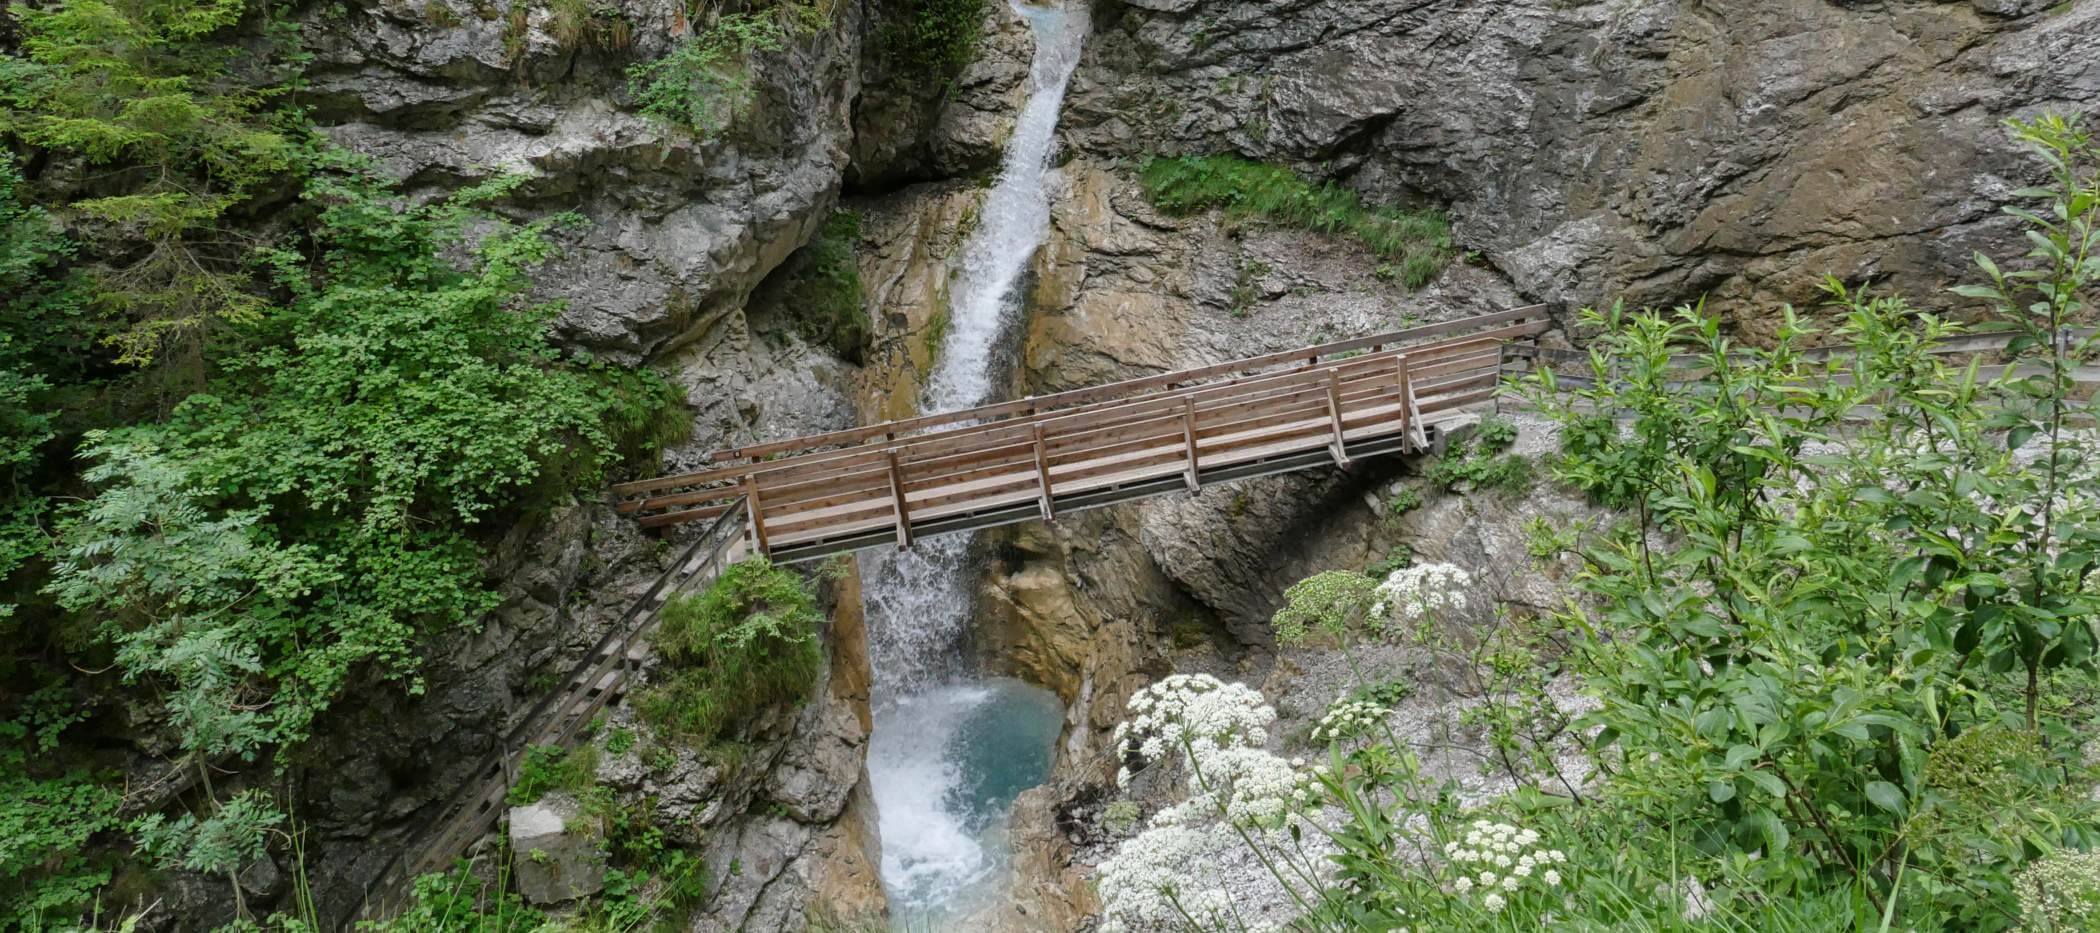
xmin=885 ymin=450 xmax=913 ymax=549
xmin=1395 ymin=354 xmax=1413 ymax=451
xmin=1180 ymin=397 xmax=1201 ymax=492
xmin=741 ymin=474 xmax=770 ymax=557
xmin=1324 ymin=369 xmax=1350 ymax=465
xmin=1032 ymin=425 xmax=1056 ymax=521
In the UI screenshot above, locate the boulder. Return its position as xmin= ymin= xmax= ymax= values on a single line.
xmin=506 ymin=793 xmax=607 ymax=906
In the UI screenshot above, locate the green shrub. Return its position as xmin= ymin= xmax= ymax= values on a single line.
xmin=361 ymin=860 xmax=545 ymax=933
xmin=1138 ymin=155 xmax=1454 ymax=289
xmin=628 ymin=3 xmax=828 ymax=134
xmin=1426 ymin=418 xmax=1532 ymax=494
xmin=1363 ymin=544 xmax=1414 ymax=580
xmin=635 ymin=559 xmax=825 ymax=746
xmin=1269 ymin=571 xmax=1378 ymax=645
xmin=880 ymin=0 xmax=986 ymax=92
xmin=505 ymin=744 xmax=599 ymax=806
xmin=773 ymin=211 xmax=869 ymax=363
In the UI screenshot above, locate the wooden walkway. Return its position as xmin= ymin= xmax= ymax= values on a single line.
xmin=614 ymin=305 xmax=1551 ymax=563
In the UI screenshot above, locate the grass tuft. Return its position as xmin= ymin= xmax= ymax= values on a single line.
xmin=1138 ymin=155 xmax=1456 ymax=290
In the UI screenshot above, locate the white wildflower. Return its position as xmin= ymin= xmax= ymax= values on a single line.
xmin=1483 ymin=893 xmax=1506 ymax=913
xmin=1368 ymin=561 xmax=1473 ymax=634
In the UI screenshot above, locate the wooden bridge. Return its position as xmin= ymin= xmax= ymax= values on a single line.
xmin=611 ymin=305 xmax=1552 ymax=563
xmin=355 ymin=305 xmax=1547 ymax=920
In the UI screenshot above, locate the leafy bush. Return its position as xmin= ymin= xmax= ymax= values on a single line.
xmin=42 ymin=162 xmax=679 ymax=759
xmin=771 ymin=211 xmax=869 ymax=363
xmin=505 ymin=744 xmax=600 ymax=807
xmin=359 ymin=860 xmax=545 ymax=933
xmin=635 ymin=558 xmax=825 ymax=746
xmin=1426 ymin=417 xmax=1531 ymax=493
xmin=1363 ymin=544 xmax=1414 ymax=580
xmin=628 ymin=3 xmax=827 ymax=134
xmin=1268 ymin=571 xmax=1378 ymax=645
xmin=879 ymin=0 xmax=985 ymax=92
xmin=1138 ymin=155 xmax=1454 ymax=289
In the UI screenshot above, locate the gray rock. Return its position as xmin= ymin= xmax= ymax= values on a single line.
xmin=1066 ymin=0 xmax=2100 ymax=331
xmin=507 ymin=792 xmax=608 ymax=905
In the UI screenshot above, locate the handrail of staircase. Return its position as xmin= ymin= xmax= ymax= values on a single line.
xmin=355 ymin=497 xmax=750 ymax=921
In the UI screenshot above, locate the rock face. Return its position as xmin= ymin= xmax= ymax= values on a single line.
xmin=239 ymin=0 xmax=2100 ymax=927
xmin=508 ymin=793 xmax=608 ymax=905
xmin=1066 ymin=0 xmax=2100 ymax=335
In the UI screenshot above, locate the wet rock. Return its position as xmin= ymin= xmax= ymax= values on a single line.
xmin=507 ymin=793 xmax=608 ymax=905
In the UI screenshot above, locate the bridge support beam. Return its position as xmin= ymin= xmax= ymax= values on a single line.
xmin=1032 ymin=425 xmax=1056 ymax=521
xmin=741 ymin=475 xmax=770 ymax=557
xmin=885 ymin=450 xmax=913 ymax=549
xmin=1324 ymin=370 xmax=1350 ymax=465
xmin=1396 ymin=355 xmax=1413 ymax=451
xmin=1180 ymin=397 xmax=1201 ymax=492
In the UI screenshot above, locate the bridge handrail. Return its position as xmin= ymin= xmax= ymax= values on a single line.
xmin=612 ymin=306 xmax=1551 ymax=507
xmin=617 ymin=305 xmax=1548 ymax=491
xmin=357 ymin=497 xmax=750 ymax=920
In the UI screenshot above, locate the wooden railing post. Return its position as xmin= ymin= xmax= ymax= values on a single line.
xmin=1032 ymin=425 xmax=1056 ymax=521
xmin=741 ymin=474 xmax=770 ymax=557
xmin=1180 ymin=397 xmax=1201 ymax=492
xmin=885 ymin=450 xmax=913 ymax=549
xmin=1324 ymin=369 xmax=1350 ymax=465
xmin=1395 ymin=354 xmax=1413 ymax=451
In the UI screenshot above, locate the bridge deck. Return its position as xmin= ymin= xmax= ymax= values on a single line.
xmin=615 ymin=306 xmax=1550 ymax=563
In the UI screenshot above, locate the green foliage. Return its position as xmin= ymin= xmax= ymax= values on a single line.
xmin=1269 ymin=570 xmax=1377 ymax=645
xmin=358 ymin=860 xmax=545 ymax=933
xmin=635 ymin=558 xmax=825 ymax=746
xmin=1138 ymin=155 xmax=1454 ymax=289
xmin=1363 ymin=544 xmax=1413 ymax=581
xmin=0 ymin=155 xmax=88 ymax=626
xmin=132 ymin=788 xmax=283 ymax=877
xmin=1426 ymin=416 xmax=1531 ymax=493
xmin=1381 ymin=485 xmax=1423 ymax=522
xmin=878 ymin=0 xmax=984 ymax=92
xmin=505 ymin=743 xmax=600 ymax=807
xmin=42 ymin=162 xmax=679 ymax=758
xmin=627 ymin=3 xmax=826 ymax=134
xmin=772 ymin=211 xmax=869 ymax=363
xmin=0 ymin=682 xmax=122 ymax=928
xmin=0 ymin=0 xmax=302 ymax=364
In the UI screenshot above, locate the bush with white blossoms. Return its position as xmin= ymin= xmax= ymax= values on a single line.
xmin=2016 ymin=848 xmax=2100 ymax=930
xmin=1369 ymin=561 xmax=1472 ymax=633
xmin=1309 ymin=698 xmax=1390 ymax=744
xmin=1113 ymin=674 xmax=1275 ymax=787
xmin=1442 ymin=819 xmax=1568 ymax=915
xmin=1098 ymin=676 xmax=1318 ymax=932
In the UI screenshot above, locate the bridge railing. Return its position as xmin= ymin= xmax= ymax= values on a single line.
xmin=357 ymin=498 xmax=750 ymax=921
xmin=613 ymin=305 xmax=1552 ymax=539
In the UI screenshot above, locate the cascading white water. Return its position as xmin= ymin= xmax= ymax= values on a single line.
xmin=860 ymin=1 xmax=1088 ymax=925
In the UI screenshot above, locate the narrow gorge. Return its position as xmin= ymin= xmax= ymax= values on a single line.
xmin=3 ymin=0 xmax=2098 ymax=931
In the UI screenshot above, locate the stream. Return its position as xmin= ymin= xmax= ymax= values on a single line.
xmin=858 ymin=1 xmax=1089 ymax=926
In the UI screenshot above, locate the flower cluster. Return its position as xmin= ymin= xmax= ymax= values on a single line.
xmin=2016 ymin=848 xmax=2100 ymax=930
xmin=1099 ymin=677 xmax=1313 ymax=932
xmin=1443 ymin=820 xmax=1567 ymax=913
xmin=1113 ymin=674 xmax=1275 ymax=786
xmin=1310 ymin=698 xmax=1390 ymax=744
xmin=1370 ymin=561 xmax=1473 ymax=632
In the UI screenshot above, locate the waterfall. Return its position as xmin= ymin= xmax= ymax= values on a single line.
xmin=860 ymin=1 xmax=1088 ymax=924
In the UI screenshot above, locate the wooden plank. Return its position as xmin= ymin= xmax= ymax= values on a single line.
xmin=1396 ymin=354 xmax=1413 ymax=451
xmin=1180 ymin=397 xmax=1200 ymax=492
xmin=743 ymin=475 xmax=770 ymax=557
xmin=1324 ymin=369 xmax=1349 ymax=465
xmin=886 ymin=451 xmax=912 ymax=550
xmin=1033 ymin=425 xmax=1055 ymax=520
